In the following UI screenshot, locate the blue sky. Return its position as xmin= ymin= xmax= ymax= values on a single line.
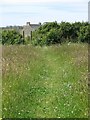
xmin=0 ymin=0 xmax=89 ymax=26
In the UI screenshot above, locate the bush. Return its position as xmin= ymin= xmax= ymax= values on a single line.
xmin=2 ymin=30 xmax=24 ymax=45
xmin=2 ymin=22 xmax=90 ymax=45
xmin=78 ymin=25 xmax=90 ymax=43
xmin=45 ymin=28 xmax=61 ymax=45
xmin=32 ymin=22 xmax=89 ymax=45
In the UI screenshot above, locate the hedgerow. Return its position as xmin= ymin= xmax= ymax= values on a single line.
xmin=32 ymin=21 xmax=89 ymax=45
xmin=1 ymin=21 xmax=90 ymax=45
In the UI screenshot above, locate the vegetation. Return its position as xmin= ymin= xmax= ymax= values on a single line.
xmin=32 ymin=22 xmax=90 ymax=45
xmin=1 ymin=22 xmax=90 ymax=45
xmin=1 ymin=21 xmax=89 ymax=118
xmin=2 ymin=30 xmax=24 ymax=45
xmin=0 ymin=30 xmax=2 ymax=44
xmin=78 ymin=25 xmax=90 ymax=43
xmin=2 ymin=43 xmax=88 ymax=118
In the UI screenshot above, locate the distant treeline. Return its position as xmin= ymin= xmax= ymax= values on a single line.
xmin=1 ymin=25 xmax=23 ymax=30
xmin=1 ymin=21 xmax=90 ymax=45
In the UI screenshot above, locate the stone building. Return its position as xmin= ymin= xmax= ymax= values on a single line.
xmin=21 ymin=22 xmax=41 ymax=39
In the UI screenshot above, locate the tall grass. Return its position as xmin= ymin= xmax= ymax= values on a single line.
xmin=0 ymin=45 xmax=2 ymax=118
xmin=2 ymin=43 xmax=88 ymax=118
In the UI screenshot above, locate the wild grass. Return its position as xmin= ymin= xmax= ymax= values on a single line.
xmin=0 ymin=45 xmax=2 ymax=118
xmin=2 ymin=43 xmax=88 ymax=118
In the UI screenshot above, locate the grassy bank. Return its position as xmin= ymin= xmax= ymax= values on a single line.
xmin=2 ymin=43 xmax=88 ymax=118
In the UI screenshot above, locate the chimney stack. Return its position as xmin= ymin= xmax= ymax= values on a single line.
xmin=26 ymin=22 xmax=30 ymax=26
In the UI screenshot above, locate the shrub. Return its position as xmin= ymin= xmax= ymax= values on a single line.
xmin=2 ymin=22 xmax=89 ymax=45
xmin=32 ymin=22 xmax=89 ymax=45
xmin=45 ymin=28 xmax=61 ymax=45
xmin=2 ymin=30 xmax=24 ymax=45
xmin=78 ymin=25 xmax=90 ymax=43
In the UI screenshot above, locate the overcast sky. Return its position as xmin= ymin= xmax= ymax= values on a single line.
xmin=0 ymin=0 xmax=89 ymax=26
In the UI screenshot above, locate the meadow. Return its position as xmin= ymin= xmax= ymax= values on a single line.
xmin=2 ymin=43 xmax=88 ymax=118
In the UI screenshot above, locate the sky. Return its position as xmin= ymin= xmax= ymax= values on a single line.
xmin=0 ymin=0 xmax=89 ymax=27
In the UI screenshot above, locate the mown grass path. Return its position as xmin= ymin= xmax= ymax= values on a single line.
xmin=2 ymin=43 xmax=88 ymax=118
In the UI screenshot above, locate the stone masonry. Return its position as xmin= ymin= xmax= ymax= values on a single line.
xmin=21 ymin=22 xmax=41 ymax=39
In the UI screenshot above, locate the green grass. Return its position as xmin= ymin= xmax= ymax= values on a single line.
xmin=2 ymin=43 xmax=88 ymax=118
xmin=0 ymin=45 xmax=2 ymax=118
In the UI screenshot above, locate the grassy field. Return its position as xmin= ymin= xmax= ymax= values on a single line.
xmin=0 ymin=45 xmax=2 ymax=118
xmin=2 ymin=43 xmax=88 ymax=118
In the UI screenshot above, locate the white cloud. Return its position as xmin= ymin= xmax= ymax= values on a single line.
xmin=0 ymin=0 xmax=88 ymax=26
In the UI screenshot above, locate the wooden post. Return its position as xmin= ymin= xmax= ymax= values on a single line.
xmin=22 ymin=30 xmax=25 ymax=44
xmin=23 ymin=30 xmax=25 ymax=38
xmin=31 ymin=31 xmax=32 ymax=40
